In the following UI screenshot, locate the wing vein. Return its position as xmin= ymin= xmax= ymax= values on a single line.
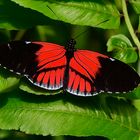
xmin=37 ymin=52 xmax=66 ymax=71
xmin=78 ymin=50 xmax=101 ymax=67
xmin=37 ymin=50 xmax=65 ymax=63
xmin=36 ymin=48 xmax=64 ymax=54
xmin=73 ymin=54 xmax=94 ymax=83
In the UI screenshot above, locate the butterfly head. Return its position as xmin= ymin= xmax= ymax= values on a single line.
xmin=65 ymin=39 xmax=76 ymax=52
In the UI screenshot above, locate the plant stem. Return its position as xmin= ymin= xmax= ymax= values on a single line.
xmin=122 ymin=0 xmax=140 ymax=52
xmin=122 ymin=0 xmax=140 ymax=74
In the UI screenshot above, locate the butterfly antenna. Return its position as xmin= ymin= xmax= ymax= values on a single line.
xmin=46 ymin=6 xmax=110 ymax=41
xmin=73 ymin=19 xmax=109 ymax=40
xmin=46 ymin=5 xmax=70 ymax=38
xmin=74 ymin=29 xmax=89 ymax=39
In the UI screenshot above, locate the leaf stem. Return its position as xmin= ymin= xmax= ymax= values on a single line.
xmin=122 ymin=0 xmax=140 ymax=75
xmin=122 ymin=0 xmax=140 ymax=53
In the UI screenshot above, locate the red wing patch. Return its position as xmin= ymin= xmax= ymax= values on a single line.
xmin=66 ymin=50 xmax=107 ymax=96
xmin=66 ymin=68 xmax=97 ymax=96
xmin=75 ymin=50 xmax=108 ymax=78
xmin=28 ymin=42 xmax=67 ymax=90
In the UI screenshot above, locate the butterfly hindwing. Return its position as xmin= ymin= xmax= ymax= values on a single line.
xmin=67 ymin=68 xmax=96 ymax=96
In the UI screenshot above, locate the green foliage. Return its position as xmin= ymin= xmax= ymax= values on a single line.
xmin=0 ymin=68 xmax=19 ymax=93
xmin=107 ymin=34 xmax=138 ymax=63
xmin=0 ymin=0 xmax=140 ymax=140
xmin=11 ymin=0 xmax=120 ymax=29
xmin=0 ymin=0 xmax=55 ymax=29
xmin=0 ymin=91 xmax=139 ymax=140
xmin=130 ymin=0 xmax=140 ymax=32
xmin=129 ymin=0 xmax=140 ymax=14
xmin=19 ymin=80 xmax=62 ymax=96
xmin=138 ymin=17 xmax=140 ymax=33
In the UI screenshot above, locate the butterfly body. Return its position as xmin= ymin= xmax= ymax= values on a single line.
xmin=63 ymin=39 xmax=76 ymax=91
xmin=0 ymin=40 xmax=139 ymax=96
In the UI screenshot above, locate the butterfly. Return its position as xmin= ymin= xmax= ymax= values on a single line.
xmin=0 ymin=39 xmax=139 ymax=96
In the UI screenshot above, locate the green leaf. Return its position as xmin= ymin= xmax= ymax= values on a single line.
xmin=0 ymin=0 xmax=55 ymax=29
xmin=138 ymin=16 xmax=140 ymax=33
xmin=0 ymin=91 xmax=139 ymax=140
xmin=11 ymin=0 xmax=120 ymax=29
xmin=107 ymin=34 xmax=138 ymax=63
xmin=133 ymin=99 xmax=140 ymax=111
xmin=0 ymin=130 xmax=11 ymax=139
xmin=130 ymin=87 xmax=140 ymax=99
xmin=0 ymin=68 xmax=19 ymax=93
xmin=129 ymin=0 xmax=140 ymax=14
xmin=19 ymin=79 xmax=62 ymax=96
xmin=110 ymin=87 xmax=140 ymax=100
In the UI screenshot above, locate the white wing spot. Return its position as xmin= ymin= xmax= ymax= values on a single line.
xmin=110 ymin=58 xmax=115 ymax=61
xmin=7 ymin=43 xmax=12 ymax=50
xmin=26 ymin=77 xmax=62 ymax=90
xmin=66 ymin=89 xmax=96 ymax=97
xmin=25 ymin=41 xmax=31 ymax=44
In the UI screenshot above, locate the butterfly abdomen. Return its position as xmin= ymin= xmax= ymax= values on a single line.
xmin=63 ymin=39 xmax=77 ymax=90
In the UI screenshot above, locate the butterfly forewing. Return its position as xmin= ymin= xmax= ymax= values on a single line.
xmin=94 ymin=57 xmax=140 ymax=93
xmin=0 ymin=41 xmax=42 ymax=75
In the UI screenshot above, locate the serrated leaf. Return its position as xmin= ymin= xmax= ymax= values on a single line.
xmin=107 ymin=34 xmax=138 ymax=63
xmin=0 ymin=91 xmax=139 ymax=140
xmin=0 ymin=68 xmax=19 ymax=93
xmin=129 ymin=0 xmax=140 ymax=14
xmin=11 ymin=0 xmax=120 ymax=29
xmin=0 ymin=0 xmax=55 ymax=29
xmin=19 ymin=79 xmax=62 ymax=96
